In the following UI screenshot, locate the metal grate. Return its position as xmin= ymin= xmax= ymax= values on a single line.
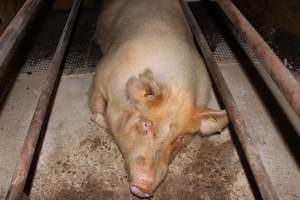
xmin=20 ymin=3 xmax=259 ymax=74
xmin=213 ymin=38 xmax=259 ymax=64
xmin=213 ymin=39 xmax=238 ymax=63
xmin=21 ymin=9 xmax=100 ymax=74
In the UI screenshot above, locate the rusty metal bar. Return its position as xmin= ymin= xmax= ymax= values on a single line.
xmin=180 ymin=1 xmax=279 ymax=200
xmin=222 ymin=18 xmax=300 ymax=136
xmin=216 ymin=0 xmax=300 ymax=120
xmin=0 ymin=0 xmax=44 ymax=81
xmin=5 ymin=0 xmax=82 ymax=199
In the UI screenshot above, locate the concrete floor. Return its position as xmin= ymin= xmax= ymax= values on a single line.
xmin=1 ymin=72 xmax=255 ymax=200
xmin=1 ymin=60 xmax=299 ymax=199
xmin=1 ymin=4 xmax=300 ymax=200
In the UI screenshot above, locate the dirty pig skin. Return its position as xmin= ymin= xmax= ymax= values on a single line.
xmin=89 ymin=0 xmax=229 ymax=198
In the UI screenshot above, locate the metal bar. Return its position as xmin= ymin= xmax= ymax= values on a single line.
xmin=0 ymin=0 xmax=44 ymax=81
xmin=225 ymin=22 xmax=300 ymax=136
xmin=5 ymin=0 xmax=82 ymax=199
xmin=180 ymin=1 xmax=279 ymax=200
xmin=216 ymin=0 xmax=300 ymax=120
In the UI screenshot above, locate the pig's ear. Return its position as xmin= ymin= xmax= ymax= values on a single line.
xmin=126 ymin=69 xmax=164 ymax=105
xmin=195 ymin=108 xmax=229 ymax=136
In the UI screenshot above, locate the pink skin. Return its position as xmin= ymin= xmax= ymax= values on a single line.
xmin=90 ymin=71 xmax=228 ymax=198
xmin=113 ymin=108 xmax=197 ymax=198
xmin=89 ymin=0 xmax=229 ymax=198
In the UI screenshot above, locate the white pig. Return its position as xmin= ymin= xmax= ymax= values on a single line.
xmin=89 ymin=0 xmax=228 ymax=198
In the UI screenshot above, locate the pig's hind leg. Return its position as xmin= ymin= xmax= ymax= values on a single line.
xmin=89 ymin=79 xmax=107 ymax=128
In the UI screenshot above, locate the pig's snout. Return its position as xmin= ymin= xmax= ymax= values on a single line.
xmin=129 ymin=163 xmax=168 ymax=198
xmin=130 ymin=184 xmax=153 ymax=198
xmin=129 ymin=172 xmax=155 ymax=198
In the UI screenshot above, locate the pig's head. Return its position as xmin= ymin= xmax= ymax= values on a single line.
xmin=113 ymin=70 xmax=228 ymax=198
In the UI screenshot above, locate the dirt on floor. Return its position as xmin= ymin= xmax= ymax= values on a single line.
xmin=30 ymin=126 xmax=251 ymax=200
xmin=27 ymin=74 xmax=253 ymax=200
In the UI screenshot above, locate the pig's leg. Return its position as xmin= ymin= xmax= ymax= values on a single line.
xmin=89 ymin=78 xmax=107 ymax=128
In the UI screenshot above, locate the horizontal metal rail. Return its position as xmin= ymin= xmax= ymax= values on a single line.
xmin=5 ymin=0 xmax=82 ymax=199
xmin=216 ymin=0 xmax=300 ymax=121
xmin=0 ymin=0 xmax=44 ymax=81
xmin=180 ymin=0 xmax=279 ymax=200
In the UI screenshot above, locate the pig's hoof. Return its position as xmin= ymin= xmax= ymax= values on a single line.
xmin=91 ymin=113 xmax=106 ymax=128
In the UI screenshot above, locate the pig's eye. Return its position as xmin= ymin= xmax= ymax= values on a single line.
xmin=137 ymin=120 xmax=152 ymax=135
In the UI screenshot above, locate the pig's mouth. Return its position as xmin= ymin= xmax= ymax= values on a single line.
xmin=128 ymin=172 xmax=155 ymax=198
xmin=128 ymin=168 xmax=168 ymax=198
xmin=126 ymin=154 xmax=170 ymax=198
xmin=130 ymin=184 xmax=153 ymax=199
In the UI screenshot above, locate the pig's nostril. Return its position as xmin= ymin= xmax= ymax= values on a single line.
xmin=130 ymin=184 xmax=153 ymax=198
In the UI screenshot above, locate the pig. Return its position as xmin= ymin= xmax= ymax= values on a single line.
xmin=89 ymin=0 xmax=229 ymax=198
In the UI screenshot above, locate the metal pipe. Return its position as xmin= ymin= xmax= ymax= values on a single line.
xmin=5 ymin=0 xmax=82 ymax=199
xmin=216 ymin=0 xmax=300 ymax=120
xmin=226 ymin=23 xmax=300 ymax=136
xmin=0 ymin=0 xmax=44 ymax=81
xmin=180 ymin=1 xmax=279 ymax=200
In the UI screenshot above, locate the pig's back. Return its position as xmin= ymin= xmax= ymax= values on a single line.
xmin=97 ymin=0 xmax=210 ymax=107
xmin=98 ymin=0 xmax=193 ymax=51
